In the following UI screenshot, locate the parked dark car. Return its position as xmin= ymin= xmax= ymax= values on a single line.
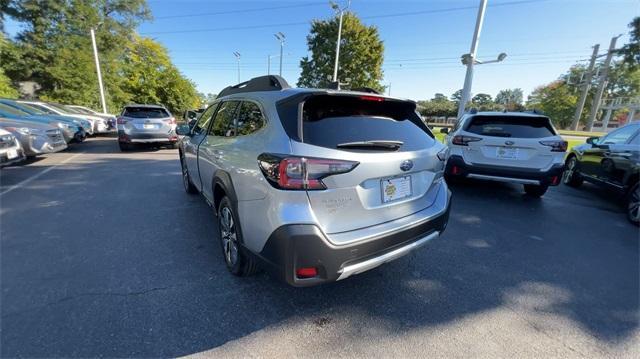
xmin=563 ymin=122 xmax=640 ymax=225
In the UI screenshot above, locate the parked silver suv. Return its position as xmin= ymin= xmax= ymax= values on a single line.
xmin=177 ymin=76 xmax=451 ymax=286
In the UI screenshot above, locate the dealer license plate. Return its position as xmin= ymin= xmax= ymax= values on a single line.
xmin=7 ymin=149 xmax=18 ymax=159
xmin=496 ymin=147 xmax=518 ymax=159
xmin=381 ymin=176 xmax=412 ymax=203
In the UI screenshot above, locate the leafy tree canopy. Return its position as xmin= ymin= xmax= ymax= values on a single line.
xmin=298 ymin=12 xmax=384 ymax=92
xmin=620 ymin=17 xmax=639 ymax=69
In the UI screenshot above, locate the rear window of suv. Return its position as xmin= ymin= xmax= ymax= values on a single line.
xmin=465 ymin=115 xmax=556 ymax=138
xmin=298 ymin=95 xmax=434 ymax=152
xmin=123 ymin=107 xmax=170 ymax=119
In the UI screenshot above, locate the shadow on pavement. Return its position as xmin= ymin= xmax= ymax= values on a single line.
xmin=0 ymin=151 xmax=638 ymax=357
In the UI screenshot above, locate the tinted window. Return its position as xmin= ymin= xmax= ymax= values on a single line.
xmin=0 ymin=103 xmax=28 ymax=116
xmin=466 ymin=115 xmax=555 ymax=138
xmin=301 ymin=95 xmax=434 ymax=152
xmin=236 ymin=101 xmax=265 ymax=136
xmin=22 ymin=103 xmax=56 ymax=114
xmin=210 ymin=101 xmax=239 ymax=137
xmin=123 ymin=107 xmax=170 ymax=119
xmin=192 ymin=104 xmax=217 ymax=135
xmin=601 ymin=125 xmax=639 ymax=145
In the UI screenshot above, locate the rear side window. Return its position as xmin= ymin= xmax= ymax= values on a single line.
xmin=123 ymin=107 xmax=170 ymax=119
xmin=210 ymin=101 xmax=240 ymax=137
xmin=300 ymin=95 xmax=434 ymax=152
xmin=236 ymin=101 xmax=265 ymax=136
xmin=465 ymin=115 xmax=555 ymax=138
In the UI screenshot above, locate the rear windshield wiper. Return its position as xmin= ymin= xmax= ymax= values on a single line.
xmin=336 ymin=140 xmax=403 ymax=150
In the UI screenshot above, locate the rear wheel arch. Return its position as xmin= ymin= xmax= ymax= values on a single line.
xmin=212 ymin=170 xmax=239 ymax=215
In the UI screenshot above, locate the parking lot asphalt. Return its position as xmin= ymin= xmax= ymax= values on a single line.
xmin=1 ymin=137 xmax=638 ymax=358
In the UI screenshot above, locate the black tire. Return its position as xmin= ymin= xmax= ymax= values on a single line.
xmin=169 ymin=142 xmax=179 ymax=150
xmin=180 ymin=155 xmax=198 ymax=194
xmin=524 ymin=184 xmax=549 ymax=197
xmin=217 ymin=196 xmax=258 ymax=276
xmin=626 ymin=182 xmax=640 ymax=226
xmin=119 ymin=142 xmax=131 ymax=152
xmin=562 ymin=156 xmax=583 ymax=187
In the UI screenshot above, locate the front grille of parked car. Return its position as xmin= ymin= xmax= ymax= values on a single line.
xmin=46 ymin=130 xmax=65 ymax=144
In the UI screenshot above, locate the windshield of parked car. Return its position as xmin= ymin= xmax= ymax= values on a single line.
xmin=300 ymin=95 xmax=434 ymax=152
xmin=465 ymin=115 xmax=556 ymax=138
xmin=20 ymin=103 xmax=57 ymax=115
xmin=1 ymin=101 xmax=38 ymax=115
xmin=123 ymin=107 xmax=170 ymax=119
xmin=47 ymin=103 xmax=80 ymax=114
xmin=0 ymin=103 xmax=30 ymax=116
xmin=68 ymin=106 xmax=93 ymax=115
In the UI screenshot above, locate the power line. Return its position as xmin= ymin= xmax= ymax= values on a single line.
xmin=153 ymin=2 xmax=326 ymax=20
xmin=140 ymin=0 xmax=549 ymax=35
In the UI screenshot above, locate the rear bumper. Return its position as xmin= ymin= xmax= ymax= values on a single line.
xmin=445 ymin=155 xmax=564 ymax=186
xmin=118 ymin=130 xmax=178 ymax=144
xmin=258 ymin=187 xmax=451 ymax=287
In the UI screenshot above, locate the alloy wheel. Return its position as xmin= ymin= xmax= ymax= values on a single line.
xmin=563 ymin=157 xmax=576 ymax=184
xmin=220 ymin=206 xmax=239 ymax=267
xmin=629 ymin=185 xmax=640 ymax=223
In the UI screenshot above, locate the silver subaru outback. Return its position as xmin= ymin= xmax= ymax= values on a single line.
xmin=177 ymin=76 xmax=451 ymax=287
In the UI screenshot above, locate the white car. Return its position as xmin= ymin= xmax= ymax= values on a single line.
xmin=441 ymin=111 xmax=566 ymax=197
xmin=67 ymin=105 xmax=116 ymax=130
xmin=17 ymin=101 xmax=108 ymax=134
xmin=0 ymin=128 xmax=25 ymax=167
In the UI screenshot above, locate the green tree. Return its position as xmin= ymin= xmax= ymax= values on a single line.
xmin=120 ymin=36 xmax=199 ymax=115
xmin=527 ymin=81 xmax=577 ymax=129
xmin=495 ymin=88 xmax=524 ymax=111
xmin=471 ymin=93 xmax=498 ymax=111
xmin=298 ymin=12 xmax=384 ymax=92
xmin=620 ymin=17 xmax=639 ymax=69
xmin=0 ymin=33 xmax=18 ymax=97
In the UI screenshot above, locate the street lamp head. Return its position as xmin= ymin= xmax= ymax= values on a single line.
xmin=497 ymin=52 xmax=507 ymax=62
xmin=233 ymin=52 xmax=241 ymax=59
xmin=330 ymin=1 xmax=339 ymax=10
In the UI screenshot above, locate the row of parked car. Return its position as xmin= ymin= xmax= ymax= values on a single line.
xmin=0 ymin=99 xmax=116 ymax=166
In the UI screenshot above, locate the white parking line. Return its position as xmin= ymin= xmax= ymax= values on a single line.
xmin=0 ymin=153 xmax=83 ymax=196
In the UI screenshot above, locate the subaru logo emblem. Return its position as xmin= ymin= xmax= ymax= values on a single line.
xmin=400 ymin=160 xmax=413 ymax=172
xmin=505 ymin=141 xmax=515 ymax=146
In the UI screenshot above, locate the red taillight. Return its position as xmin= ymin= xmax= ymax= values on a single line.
xmin=296 ymin=267 xmax=317 ymax=278
xmin=258 ymin=154 xmax=358 ymax=190
xmin=451 ymin=135 xmax=482 ymax=146
xmin=451 ymin=165 xmax=461 ymax=175
xmin=539 ymin=140 xmax=567 ymax=152
xmin=551 ymin=176 xmax=560 ymax=185
xmin=116 ymin=117 xmax=127 ymax=125
xmin=359 ymin=95 xmax=384 ymax=102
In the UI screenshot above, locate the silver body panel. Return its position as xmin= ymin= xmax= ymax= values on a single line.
xmin=0 ymin=119 xmax=67 ymax=156
xmin=181 ymin=89 xmax=449 ymax=267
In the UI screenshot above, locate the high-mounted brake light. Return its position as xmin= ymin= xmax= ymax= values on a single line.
xmin=539 ymin=140 xmax=567 ymax=152
xmin=258 ymin=154 xmax=358 ymax=190
xmin=359 ymin=95 xmax=384 ymax=102
xmin=452 ymin=135 xmax=482 ymax=146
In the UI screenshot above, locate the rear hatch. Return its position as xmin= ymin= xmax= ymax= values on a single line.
xmin=460 ymin=115 xmax=560 ymax=169
xmin=278 ymin=93 xmax=444 ymax=236
xmin=119 ymin=106 xmax=174 ymax=133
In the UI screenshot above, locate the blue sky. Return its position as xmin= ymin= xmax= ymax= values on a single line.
xmin=6 ymin=0 xmax=640 ymax=101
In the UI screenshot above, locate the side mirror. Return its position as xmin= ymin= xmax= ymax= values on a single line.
xmin=440 ymin=127 xmax=450 ymax=134
xmin=176 ymin=124 xmax=191 ymax=136
xmin=586 ymin=136 xmax=599 ymax=145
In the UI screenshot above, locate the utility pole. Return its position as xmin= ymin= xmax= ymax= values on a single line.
xmin=586 ymin=35 xmax=621 ymax=132
xmin=90 ymin=28 xmax=107 ymax=114
xmin=233 ymin=52 xmax=241 ymax=83
xmin=274 ymin=32 xmax=285 ymax=77
xmin=457 ymin=0 xmax=488 ymax=119
xmin=570 ymin=44 xmax=599 ymax=131
xmin=388 ymin=83 xmax=391 ymax=96
xmin=330 ymin=0 xmax=350 ymax=82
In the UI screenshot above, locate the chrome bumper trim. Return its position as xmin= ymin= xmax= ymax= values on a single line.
xmin=336 ymin=231 xmax=440 ymax=281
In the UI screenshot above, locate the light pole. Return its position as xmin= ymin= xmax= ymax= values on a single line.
xmin=233 ymin=52 xmax=241 ymax=83
xmin=267 ymin=55 xmax=279 ymax=75
xmin=90 ymin=25 xmax=107 ymax=114
xmin=274 ymin=32 xmax=285 ymax=77
xmin=457 ymin=0 xmax=492 ymax=119
xmin=330 ymin=0 xmax=350 ymax=83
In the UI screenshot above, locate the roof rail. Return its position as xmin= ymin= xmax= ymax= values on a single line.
xmin=218 ymin=75 xmax=290 ymax=98
xmin=523 ymin=109 xmax=545 ymax=115
xmin=467 ymin=108 xmax=478 ymax=114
